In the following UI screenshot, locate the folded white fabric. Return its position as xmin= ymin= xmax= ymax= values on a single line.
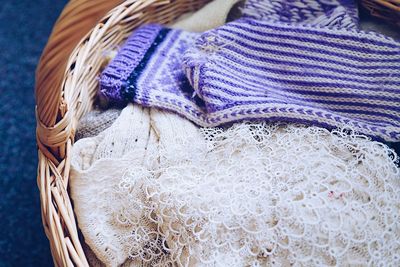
xmin=71 ymin=0 xmax=400 ymax=265
xmin=71 ymin=102 xmax=400 ymax=266
xmin=71 ymin=105 xmax=152 ymax=266
xmin=71 ymin=104 xmax=206 ymax=266
xmin=172 ymin=0 xmax=241 ymax=31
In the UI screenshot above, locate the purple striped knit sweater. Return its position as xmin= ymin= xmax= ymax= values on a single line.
xmin=242 ymin=0 xmax=359 ymax=29
xmin=99 ymin=0 xmax=400 ymax=141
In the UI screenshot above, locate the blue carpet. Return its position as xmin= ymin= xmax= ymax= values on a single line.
xmin=0 ymin=1 xmax=67 ymax=266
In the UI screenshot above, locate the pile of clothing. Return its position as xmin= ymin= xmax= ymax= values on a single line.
xmin=71 ymin=0 xmax=400 ymax=266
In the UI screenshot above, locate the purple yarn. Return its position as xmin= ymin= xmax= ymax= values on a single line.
xmin=242 ymin=0 xmax=359 ymax=29
xmin=99 ymin=24 xmax=164 ymax=102
xmin=182 ymin=18 xmax=400 ymax=141
xmin=99 ymin=1 xmax=400 ymax=141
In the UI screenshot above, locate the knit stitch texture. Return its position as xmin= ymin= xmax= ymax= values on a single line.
xmin=182 ymin=17 xmax=400 ymax=141
xmin=71 ymin=104 xmax=400 ymax=266
xmin=99 ymin=24 xmax=207 ymax=117
xmin=99 ymin=0 xmax=400 ymax=141
xmin=75 ymin=108 xmax=121 ymax=141
xmin=242 ymin=0 xmax=359 ymax=29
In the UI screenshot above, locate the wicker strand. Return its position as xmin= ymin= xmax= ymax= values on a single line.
xmin=35 ymin=0 xmax=399 ymax=265
xmin=361 ymin=0 xmax=400 ymax=26
xmin=36 ymin=0 xmax=124 ymax=128
xmin=35 ymin=1 xmax=211 ymax=266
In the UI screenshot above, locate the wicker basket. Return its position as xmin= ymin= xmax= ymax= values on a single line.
xmin=35 ymin=0 xmax=399 ymax=266
xmin=361 ymin=0 xmax=400 ymax=26
xmin=35 ymin=1 xmax=211 ymax=266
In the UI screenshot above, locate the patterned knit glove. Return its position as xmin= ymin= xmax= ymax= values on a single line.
xmin=100 ymin=0 xmax=400 ymax=141
xmin=182 ymin=12 xmax=400 ymax=141
xmin=242 ymin=0 xmax=359 ymax=29
xmin=99 ymin=0 xmax=242 ymax=121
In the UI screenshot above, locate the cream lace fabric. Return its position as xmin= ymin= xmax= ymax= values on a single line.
xmin=71 ymin=104 xmax=400 ymax=266
xmin=71 ymin=0 xmax=400 ymax=265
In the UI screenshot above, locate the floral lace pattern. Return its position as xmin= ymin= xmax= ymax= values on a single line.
xmin=109 ymin=124 xmax=400 ymax=266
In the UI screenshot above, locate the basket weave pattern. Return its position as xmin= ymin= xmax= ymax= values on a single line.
xmin=35 ymin=0 xmax=399 ymax=266
xmin=35 ymin=1 xmax=210 ymax=266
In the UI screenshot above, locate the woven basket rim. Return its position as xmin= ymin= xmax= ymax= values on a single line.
xmin=361 ymin=0 xmax=400 ymax=26
xmin=35 ymin=0 xmax=399 ymax=265
xmin=35 ymin=1 xmax=211 ymax=266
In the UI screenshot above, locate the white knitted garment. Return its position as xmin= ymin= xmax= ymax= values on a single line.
xmin=172 ymin=0 xmax=241 ymax=31
xmin=71 ymin=104 xmax=400 ymax=266
xmin=71 ymin=0 xmax=400 ymax=265
xmin=71 ymin=2 xmax=246 ymax=265
xmin=70 ymin=104 xmax=206 ymax=266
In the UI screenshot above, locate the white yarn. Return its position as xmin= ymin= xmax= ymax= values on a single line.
xmin=70 ymin=104 xmax=154 ymax=266
xmin=71 ymin=104 xmax=400 ymax=266
xmin=71 ymin=0 xmax=400 ymax=265
xmin=70 ymin=104 xmax=206 ymax=266
xmin=171 ymin=0 xmax=242 ymax=32
xmin=71 ymin=1 xmax=247 ymax=263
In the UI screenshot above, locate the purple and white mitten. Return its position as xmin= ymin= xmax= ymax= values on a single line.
xmin=182 ymin=17 xmax=400 ymax=141
xmin=99 ymin=24 xmax=209 ymax=124
xmin=242 ymin=0 xmax=359 ymax=29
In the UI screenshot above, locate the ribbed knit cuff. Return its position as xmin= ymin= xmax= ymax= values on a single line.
xmin=99 ymin=24 xmax=170 ymax=102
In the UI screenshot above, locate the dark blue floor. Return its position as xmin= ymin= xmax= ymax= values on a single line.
xmin=0 ymin=1 xmax=67 ymax=266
